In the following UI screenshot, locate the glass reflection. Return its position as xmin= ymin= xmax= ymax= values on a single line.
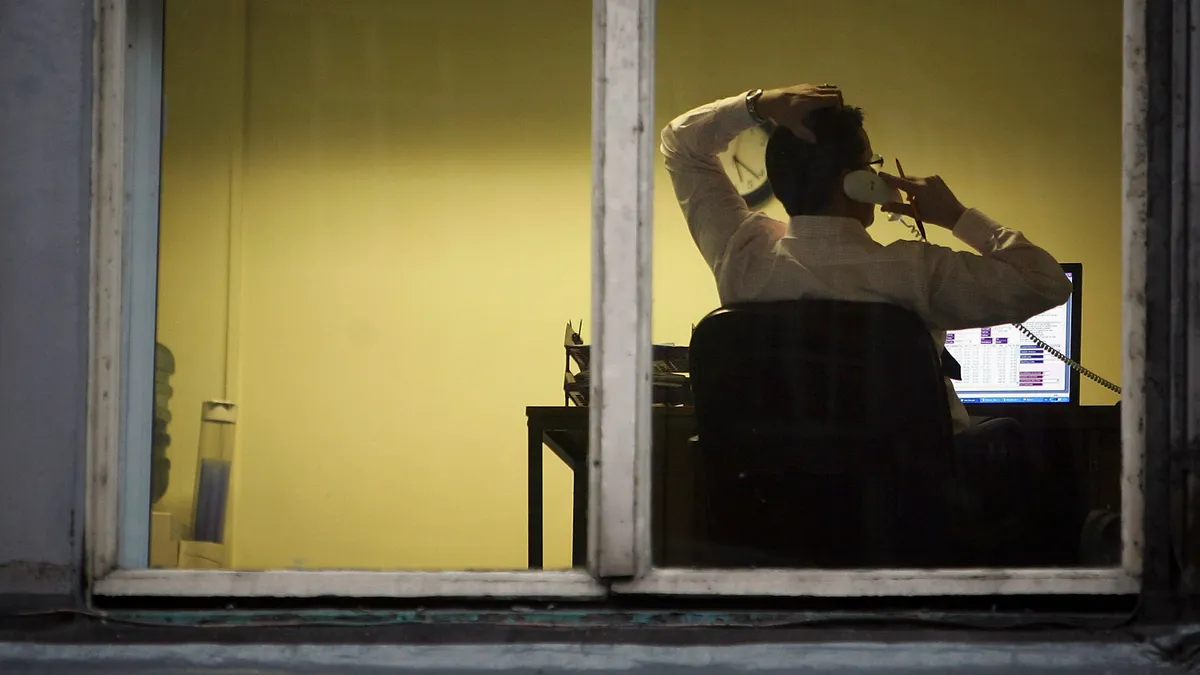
xmin=149 ymin=0 xmax=590 ymax=571
xmin=652 ymin=0 xmax=1123 ymax=568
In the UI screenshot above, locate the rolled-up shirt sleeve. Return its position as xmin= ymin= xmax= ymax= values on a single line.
xmin=913 ymin=209 xmax=1073 ymax=330
xmin=660 ymin=94 xmax=759 ymax=272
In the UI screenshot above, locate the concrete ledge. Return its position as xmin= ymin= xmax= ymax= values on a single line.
xmin=0 ymin=640 xmax=1187 ymax=674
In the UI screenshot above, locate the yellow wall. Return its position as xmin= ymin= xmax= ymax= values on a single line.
xmin=159 ymin=0 xmax=588 ymax=569
xmin=157 ymin=0 xmax=1123 ymax=569
xmin=156 ymin=0 xmax=243 ymax=550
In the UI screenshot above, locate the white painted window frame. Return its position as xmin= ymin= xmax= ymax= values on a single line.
xmin=87 ymin=0 xmax=1146 ymax=599
xmin=85 ymin=0 xmax=613 ymax=599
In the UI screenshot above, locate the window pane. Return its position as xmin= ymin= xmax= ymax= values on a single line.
xmin=651 ymin=0 xmax=1124 ymax=568
xmin=150 ymin=0 xmax=590 ymax=570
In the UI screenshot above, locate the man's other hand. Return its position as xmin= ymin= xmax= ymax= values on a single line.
xmin=879 ymin=173 xmax=968 ymax=230
xmin=756 ymin=84 xmax=843 ymax=143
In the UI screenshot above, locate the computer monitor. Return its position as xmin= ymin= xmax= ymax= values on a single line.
xmin=946 ymin=263 xmax=1082 ymax=405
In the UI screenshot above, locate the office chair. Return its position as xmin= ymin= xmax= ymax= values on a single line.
xmin=687 ymin=299 xmax=960 ymax=568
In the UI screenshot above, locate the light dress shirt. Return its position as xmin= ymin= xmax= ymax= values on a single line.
xmin=661 ymin=94 xmax=1072 ymax=433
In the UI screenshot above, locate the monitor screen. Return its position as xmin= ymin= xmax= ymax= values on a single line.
xmin=946 ymin=269 xmax=1077 ymax=404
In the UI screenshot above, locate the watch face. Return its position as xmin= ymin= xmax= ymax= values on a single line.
xmin=717 ymin=124 xmax=772 ymax=206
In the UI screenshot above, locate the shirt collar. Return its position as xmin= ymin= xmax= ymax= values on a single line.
xmin=785 ymin=215 xmax=876 ymax=243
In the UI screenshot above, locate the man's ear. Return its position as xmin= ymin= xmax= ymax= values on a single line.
xmin=833 ymin=169 xmax=853 ymax=203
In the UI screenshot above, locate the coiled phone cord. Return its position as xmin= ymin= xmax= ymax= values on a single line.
xmin=1011 ymin=322 xmax=1122 ymax=395
xmin=902 ymin=219 xmax=1122 ymax=395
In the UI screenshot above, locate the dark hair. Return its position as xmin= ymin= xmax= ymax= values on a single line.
xmin=765 ymin=106 xmax=867 ymax=216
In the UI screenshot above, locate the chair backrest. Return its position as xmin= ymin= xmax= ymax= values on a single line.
xmin=689 ymin=298 xmax=954 ymax=473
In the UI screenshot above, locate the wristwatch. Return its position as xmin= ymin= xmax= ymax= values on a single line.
xmin=745 ymin=88 xmax=767 ymax=125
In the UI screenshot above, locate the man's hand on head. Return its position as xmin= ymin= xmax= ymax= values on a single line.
xmin=879 ymin=173 xmax=968 ymax=230
xmin=756 ymin=84 xmax=843 ymax=143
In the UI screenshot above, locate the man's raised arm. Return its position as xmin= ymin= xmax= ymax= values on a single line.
xmin=661 ymin=85 xmax=842 ymax=270
xmin=660 ymin=93 xmax=759 ymax=270
xmin=879 ymin=172 xmax=1074 ymax=330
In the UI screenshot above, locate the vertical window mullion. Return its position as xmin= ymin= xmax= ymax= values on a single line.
xmin=590 ymin=0 xmax=655 ymax=578
xmin=89 ymin=0 xmax=131 ymax=582
xmin=1185 ymin=0 xmax=1200 ymax=585
xmin=1120 ymin=0 xmax=1149 ymax=580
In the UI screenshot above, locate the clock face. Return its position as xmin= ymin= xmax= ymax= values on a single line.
xmin=717 ymin=124 xmax=773 ymax=206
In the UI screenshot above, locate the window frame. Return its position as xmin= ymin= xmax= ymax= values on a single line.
xmin=86 ymin=0 xmax=1156 ymax=600
xmin=610 ymin=0 xmax=1149 ymax=596
xmin=86 ymin=0 xmax=611 ymax=599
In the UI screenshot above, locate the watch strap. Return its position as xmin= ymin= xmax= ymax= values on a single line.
xmin=745 ymin=89 xmax=767 ymax=125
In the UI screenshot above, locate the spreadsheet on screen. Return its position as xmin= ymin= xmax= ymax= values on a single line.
xmin=946 ymin=271 xmax=1075 ymax=405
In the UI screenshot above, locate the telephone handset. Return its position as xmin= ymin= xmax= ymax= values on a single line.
xmin=841 ymin=169 xmax=1122 ymax=395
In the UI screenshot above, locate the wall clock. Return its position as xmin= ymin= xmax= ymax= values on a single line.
xmin=717 ymin=123 xmax=773 ymax=207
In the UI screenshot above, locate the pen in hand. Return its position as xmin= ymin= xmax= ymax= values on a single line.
xmin=895 ymin=159 xmax=926 ymax=241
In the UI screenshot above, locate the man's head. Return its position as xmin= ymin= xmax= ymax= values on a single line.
xmin=765 ymin=105 xmax=878 ymax=226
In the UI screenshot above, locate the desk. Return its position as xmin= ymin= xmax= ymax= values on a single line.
xmin=526 ymin=404 xmax=1120 ymax=569
xmin=525 ymin=406 xmax=587 ymax=570
xmin=965 ymin=403 xmax=1123 ymax=519
xmin=525 ymin=406 xmax=697 ymax=569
